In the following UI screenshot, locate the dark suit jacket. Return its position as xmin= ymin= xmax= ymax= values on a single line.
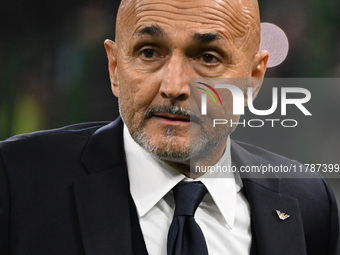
xmin=0 ymin=118 xmax=338 ymax=255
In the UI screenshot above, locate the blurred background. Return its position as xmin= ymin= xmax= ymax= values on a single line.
xmin=1 ymin=0 xmax=340 ymax=243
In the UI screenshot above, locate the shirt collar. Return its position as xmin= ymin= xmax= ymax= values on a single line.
xmin=196 ymin=138 xmax=242 ymax=229
xmin=124 ymin=126 xmax=185 ymax=217
xmin=124 ymin=125 xmax=242 ymax=229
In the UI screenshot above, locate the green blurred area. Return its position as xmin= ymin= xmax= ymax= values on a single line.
xmin=0 ymin=0 xmax=121 ymax=139
xmin=0 ymin=0 xmax=339 ymax=140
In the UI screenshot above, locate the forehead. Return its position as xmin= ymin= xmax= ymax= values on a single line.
xmin=119 ymin=0 xmax=252 ymax=41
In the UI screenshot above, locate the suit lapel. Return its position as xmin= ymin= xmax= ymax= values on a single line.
xmin=242 ymin=179 xmax=307 ymax=255
xmin=74 ymin=165 xmax=133 ymax=255
xmin=231 ymin=140 xmax=307 ymax=255
xmin=74 ymin=119 xmax=135 ymax=255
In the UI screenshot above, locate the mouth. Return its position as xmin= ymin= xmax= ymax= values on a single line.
xmin=144 ymin=105 xmax=204 ymax=124
xmin=152 ymin=113 xmax=191 ymax=124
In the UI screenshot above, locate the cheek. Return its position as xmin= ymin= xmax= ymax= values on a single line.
xmin=117 ymin=60 xmax=162 ymax=110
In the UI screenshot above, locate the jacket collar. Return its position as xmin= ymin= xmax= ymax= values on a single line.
xmin=81 ymin=118 xmax=125 ymax=174
xmin=75 ymin=118 xmax=137 ymax=255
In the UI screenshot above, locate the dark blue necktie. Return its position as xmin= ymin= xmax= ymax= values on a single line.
xmin=167 ymin=181 xmax=209 ymax=255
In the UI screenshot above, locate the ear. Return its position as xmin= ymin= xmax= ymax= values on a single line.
xmin=104 ymin=39 xmax=119 ymax=98
xmin=244 ymin=50 xmax=269 ymax=106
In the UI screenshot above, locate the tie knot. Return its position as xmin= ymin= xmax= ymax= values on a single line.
xmin=173 ymin=181 xmax=207 ymax=216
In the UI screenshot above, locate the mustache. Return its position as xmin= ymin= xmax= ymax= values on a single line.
xmin=144 ymin=105 xmax=204 ymax=123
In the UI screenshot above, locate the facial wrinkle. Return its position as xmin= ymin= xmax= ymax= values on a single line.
xmin=213 ymin=1 xmax=251 ymax=37
xmin=117 ymin=0 xmax=261 ymax=64
xmin=117 ymin=0 xmax=257 ymax=41
xmin=146 ymin=3 xmax=250 ymax=38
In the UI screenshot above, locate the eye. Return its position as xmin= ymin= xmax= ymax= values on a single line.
xmin=201 ymin=53 xmax=219 ymax=64
xmin=140 ymin=48 xmax=158 ymax=59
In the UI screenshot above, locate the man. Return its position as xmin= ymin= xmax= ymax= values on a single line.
xmin=0 ymin=0 xmax=338 ymax=254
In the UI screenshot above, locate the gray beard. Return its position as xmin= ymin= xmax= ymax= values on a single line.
xmin=120 ymin=103 xmax=233 ymax=165
xmin=132 ymin=122 xmax=229 ymax=165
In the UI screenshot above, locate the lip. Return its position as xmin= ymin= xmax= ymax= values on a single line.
xmin=152 ymin=113 xmax=190 ymax=124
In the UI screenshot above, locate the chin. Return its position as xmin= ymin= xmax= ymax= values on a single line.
xmin=134 ymin=130 xmax=191 ymax=162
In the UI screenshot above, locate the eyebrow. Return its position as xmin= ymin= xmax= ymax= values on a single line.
xmin=193 ymin=33 xmax=221 ymax=43
xmin=136 ymin=25 xmax=165 ymax=37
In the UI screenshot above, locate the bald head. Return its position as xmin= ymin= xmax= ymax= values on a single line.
xmin=115 ymin=0 xmax=261 ymax=56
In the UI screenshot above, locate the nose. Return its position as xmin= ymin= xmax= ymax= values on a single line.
xmin=159 ymin=53 xmax=192 ymax=102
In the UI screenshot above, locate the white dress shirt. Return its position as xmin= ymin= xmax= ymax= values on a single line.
xmin=124 ymin=125 xmax=252 ymax=254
